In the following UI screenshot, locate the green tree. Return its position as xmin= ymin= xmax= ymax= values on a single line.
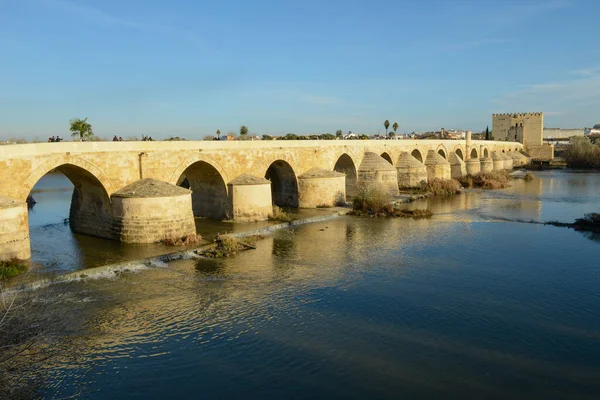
xmin=216 ymin=129 xmax=221 ymax=137
xmin=393 ymin=122 xmax=399 ymax=133
xmin=593 ymin=124 xmax=600 ymax=129
xmin=262 ymin=134 xmax=273 ymax=140
xmin=335 ymin=129 xmax=343 ymax=138
xmin=485 ymin=126 xmax=490 ymax=141
xmin=69 ymin=117 xmax=93 ymax=141
xmin=384 ymin=120 xmax=390 ymax=135
xmin=240 ymin=125 xmax=249 ymax=138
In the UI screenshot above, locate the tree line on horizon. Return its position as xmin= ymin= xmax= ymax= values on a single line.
xmin=17 ymin=117 xmax=576 ymax=143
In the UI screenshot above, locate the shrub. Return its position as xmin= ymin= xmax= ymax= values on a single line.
xmin=268 ymin=206 xmax=296 ymax=222
xmin=563 ymin=137 xmax=600 ymax=169
xmin=0 ymin=259 xmax=28 ymax=281
xmin=420 ymin=178 xmax=462 ymax=195
xmin=523 ymin=172 xmax=535 ymax=181
xmin=163 ymin=234 xmax=202 ymax=246
xmin=390 ymin=208 xmax=433 ymax=219
xmin=197 ymin=235 xmax=261 ymax=258
xmin=352 ymin=184 xmax=392 ymax=213
xmin=458 ymin=171 xmax=510 ymax=189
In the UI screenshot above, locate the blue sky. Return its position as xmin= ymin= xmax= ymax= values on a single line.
xmin=1 ymin=0 xmax=599 ymax=140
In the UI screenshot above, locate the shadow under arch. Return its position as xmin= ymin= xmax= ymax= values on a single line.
xmin=483 ymin=148 xmax=489 ymax=158
xmin=176 ymin=161 xmax=229 ymax=219
xmin=437 ymin=148 xmax=447 ymax=159
xmin=411 ymin=149 xmax=423 ymax=163
xmin=454 ymin=148 xmax=464 ymax=160
xmin=333 ymin=153 xmax=358 ymax=198
xmin=380 ymin=152 xmax=393 ymax=165
xmin=265 ymin=160 xmax=299 ymax=208
xmin=24 ymin=163 xmax=114 ymax=239
xmin=470 ymin=148 xmax=478 ymax=159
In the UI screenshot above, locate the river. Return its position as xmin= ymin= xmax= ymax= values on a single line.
xmin=14 ymin=170 xmax=600 ymax=398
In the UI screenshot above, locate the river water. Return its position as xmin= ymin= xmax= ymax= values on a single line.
xmin=15 ymin=170 xmax=600 ymax=398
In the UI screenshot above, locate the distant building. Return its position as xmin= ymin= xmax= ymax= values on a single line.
xmin=543 ymin=128 xmax=585 ymax=140
xmin=492 ymin=112 xmax=543 ymax=147
xmin=492 ymin=112 xmax=553 ymax=161
xmin=585 ymin=128 xmax=600 ymax=135
xmin=220 ymin=135 xmax=236 ymax=141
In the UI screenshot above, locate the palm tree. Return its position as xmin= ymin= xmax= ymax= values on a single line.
xmin=384 ymin=120 xmax=390 ymax=135
xmin=393 ymin=122 xmax=399 ymax=134
xmin=69 ymin=118 xmax=93 ymax=141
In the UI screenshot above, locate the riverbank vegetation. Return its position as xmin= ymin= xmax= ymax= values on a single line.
xmin=459 ymin=171 xmax=511 ymax=189
xmin=196 ymin=235 xmax=261 ymax=258
xmin=351 ymin=184 xmax=432 ymax=218
xmin=163 ymin=233 xmax=203 ymax=246
xmin=419 ymin=178 xmax=462 ymax=195
xmin=563 ymin=137 xmax=600 ymax=169
xmin=458 ymin=170 xmax=534 ymax=190
xmin=0 ymin=259 xmax=28 ymax=281
xmin=268 ymin=206 xmax=297 ymax=222
xmin=546 ymin=213 xmax=600 ymax=233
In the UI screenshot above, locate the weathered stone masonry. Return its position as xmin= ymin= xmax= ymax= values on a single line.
xmin=0 ymin=139 xmax=523 ymax=260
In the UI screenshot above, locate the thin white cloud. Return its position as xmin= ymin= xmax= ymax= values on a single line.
xmin=442 ymin=38 xmax=512 ymax=52
xmin=30 ymin=0 xmax=200 ymax=42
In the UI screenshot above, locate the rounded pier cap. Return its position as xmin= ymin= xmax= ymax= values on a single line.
xmin=298 ymin=167 xmax=345 ymax=179
xmin=395 ymin=152 xmax=426 ymax=168
xmin=228 ymin=173 xmax=271 ymax=186
xmin=112 ymin=178 xmax=191 ymax=198
xmin=359 ymin=152 xmax=397 ymax=172
xmin=425 ymin=150 xmax=450 ymax=165
xmin=491 ymin=152 xmax=503 ymax=161
xmin=448 ymin=152 xmax=465 ymax=165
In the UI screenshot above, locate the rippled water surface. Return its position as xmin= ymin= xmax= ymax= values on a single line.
xmin=21 ymin=170 xmax=600 ymax=398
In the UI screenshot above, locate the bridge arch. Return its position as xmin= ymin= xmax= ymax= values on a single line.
xmin=19 ymin=155 xmax=114 ymax=239
xmin=19 ymin=154 xmax=114 ymax=201
xmin=411 ymin=149 xmax=424 ymax=163
xmin=380 ymin=152 xmax=393 ymax=165
xmin=454 ymin=147 xmax=464 ymax=161
xmin=174 ymin=160 xmax=229 ymax=220
xmin=333 ymin=153 xmax=358 ymax=198
xmin=436 ymin=145 xmax=448 ymax=160
xmin=470 ymin=148 xmax=478 ymax=159
xmin=265 ymin=160 xmax=299 ymax=208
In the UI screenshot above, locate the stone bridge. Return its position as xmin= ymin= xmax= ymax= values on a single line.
xmin=0 ymin=138 xmax=523 ymax=260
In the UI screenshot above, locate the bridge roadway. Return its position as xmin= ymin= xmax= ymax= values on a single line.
xmin=0 ymin=139 xmax=522 ymax=260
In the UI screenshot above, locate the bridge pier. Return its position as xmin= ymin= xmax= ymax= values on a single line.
xmin=227 ymin=174 xmax=273 ymax=222
xmin=491 ymin=152 xmax=504 ymax=171
xmin=500 ymin=152 xmax=513 ymax=169
xmin=396 ymin=152 xmax=428 ymax=188
xmin=0 ymin=197 xmax=30 ymax=261
xmin=424 ymin=150 xmax=451 ymax=181
xmin=297 ymin=168 xmax=346 ymax=208
xmin=480 ymin=157 xmax=494 ymax=172
xmin=110 ymin=179 xmax=196 ymax=243
xmin=449 ymin=153 xmax=466 ymax=179
xmin=466 ymin=158 xmax=481 ymax=175
xmin=358 ymin=152 xmax=399 ymax=197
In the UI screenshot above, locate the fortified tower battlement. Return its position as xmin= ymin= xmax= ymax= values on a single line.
xmin=492 ymin=112 xmax=543 ymax=117
xmin=492 ymin=112 xmax=544 ymax=148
